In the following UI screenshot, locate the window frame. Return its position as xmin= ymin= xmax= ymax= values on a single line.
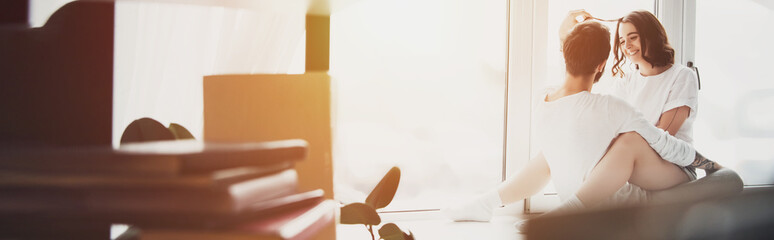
xmin=655 ymin=0 xmax=695 ymax=66
xmin=503 ymin=0 xmax=538 ymax=215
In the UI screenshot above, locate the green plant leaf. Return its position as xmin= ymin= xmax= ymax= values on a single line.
xmin=365 ymin=167 xmax=401 ymax=209
xmin=168 ymin=123 xmax=195 ymax=140
xmin=378 ymin=223 xmax=405 ymax=240
xmin=340 ymin=203 xmax=381 ymax=225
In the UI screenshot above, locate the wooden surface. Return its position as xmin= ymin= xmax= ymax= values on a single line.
xmin=0 ymin=139 xmax=307 ymax=176
xmin=203 ymin=72 xmax=334 ymax=240
xmin=119 ymin=139 xmax=308 ymax=174
xmin=203 ymin=73 xmax=333 ymax=199
xmin=0 ymin=163 xmax=292 ymax=189
xmin=0 ymin=170 xmax=297 ymax=216
xmin=136 ymin=200 xmax=337 ymax=240
xmin=0 ymin=0 xmax=114 ymax=146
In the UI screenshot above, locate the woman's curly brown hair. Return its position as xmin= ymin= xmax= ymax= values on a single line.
xmin=612 ymin=10 xmax=675 ymax=78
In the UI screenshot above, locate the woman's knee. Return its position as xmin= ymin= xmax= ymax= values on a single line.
xmin=612 ymin=132 xmax=646 ymax=148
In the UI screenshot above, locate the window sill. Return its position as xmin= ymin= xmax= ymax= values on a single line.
xmin=336 ymin=210 xmax=526 ymax=240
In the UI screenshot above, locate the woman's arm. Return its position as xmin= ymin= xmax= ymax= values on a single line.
xmin=656 ymin=106 xmax=691 ymax=136
xmin=497 ymin=152 xmax=551 ymax=205
xmin=558 ymin=10 xmax=592 ymax=51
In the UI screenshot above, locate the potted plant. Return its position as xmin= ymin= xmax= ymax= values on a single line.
xmin=340 ymin=167 xmax=415 ymax=240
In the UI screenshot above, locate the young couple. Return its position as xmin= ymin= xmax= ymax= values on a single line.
xmin=443 ymin=10 xmax=722 ymax=222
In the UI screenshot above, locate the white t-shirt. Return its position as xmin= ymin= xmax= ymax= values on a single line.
xmin=533 ymin=89 xmax=694 ymax=203
xmin=609 ymin=64 xmax=699 ymax=143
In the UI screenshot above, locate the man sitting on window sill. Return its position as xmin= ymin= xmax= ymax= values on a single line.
xmin=442 ymin=13 xmax=728 ymax=224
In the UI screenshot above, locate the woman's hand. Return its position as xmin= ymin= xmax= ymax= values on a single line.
xmin=559 ymin=10 xmax=593 ymax=50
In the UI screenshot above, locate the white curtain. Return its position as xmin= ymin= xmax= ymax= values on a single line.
xmin=112 ymin=0 xmax=307 ymax=146
xmin=29 ymin=0 xmax=307 ymax=146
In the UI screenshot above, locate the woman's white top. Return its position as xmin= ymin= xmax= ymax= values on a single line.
xmin=609 ymin=64 xmax=700 ymax=143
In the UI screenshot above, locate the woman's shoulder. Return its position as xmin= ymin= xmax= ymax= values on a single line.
xmin=668 ymin=64 xmax=698 ymax=80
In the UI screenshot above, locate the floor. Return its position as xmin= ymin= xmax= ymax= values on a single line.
xmin=336 ymin=211 xmax=525 ymax=240
xmin=111 ymin=210 xmax=527 ymax=240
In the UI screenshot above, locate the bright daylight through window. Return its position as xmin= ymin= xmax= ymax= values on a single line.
xmin=692 ymin=0 xmax=774 ymax=186
xmin=331 ymin=0 xmax=508 ymax=211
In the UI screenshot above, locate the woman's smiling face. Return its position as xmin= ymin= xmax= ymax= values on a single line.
xmin=618 ymin=22 xmax=643 ymax=64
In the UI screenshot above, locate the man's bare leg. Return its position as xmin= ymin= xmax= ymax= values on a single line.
xmin=443 ymin=153 xmax=551 ymax=222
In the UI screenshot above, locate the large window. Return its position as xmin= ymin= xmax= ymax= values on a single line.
xmin=332 ymin=0 xmax=664 ymax=212
xmin=692 ymin=0 xmax=774 ymax=186
xmin=331 ymin=0 xmax=508 ymax=211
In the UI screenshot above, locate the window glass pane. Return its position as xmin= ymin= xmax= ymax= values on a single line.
xmin=535 ymin=0 xmax=653 ymax=196
xmin=694 ymin=0 xmax=774 ymax=185
xmin=331 ymin=0 xmax=507 ymax=210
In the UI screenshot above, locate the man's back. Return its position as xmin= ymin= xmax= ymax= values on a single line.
xmin=534 ymin=89 xmax=654 ymax=201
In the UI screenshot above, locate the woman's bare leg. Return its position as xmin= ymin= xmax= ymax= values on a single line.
xmin=443 ymin=153 xmax=552 ymax=222
xmin=498 ymin=153 xmax=552 ymax=205
xmin=575 ymin=132 xmax=690 ymax=207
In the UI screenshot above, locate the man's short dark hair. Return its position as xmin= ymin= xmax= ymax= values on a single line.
xmin=563 ymin=21 xmax=611 ymax=76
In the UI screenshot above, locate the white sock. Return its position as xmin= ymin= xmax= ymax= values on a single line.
xmin=442 ymin=190 xmax=502 ymax=222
